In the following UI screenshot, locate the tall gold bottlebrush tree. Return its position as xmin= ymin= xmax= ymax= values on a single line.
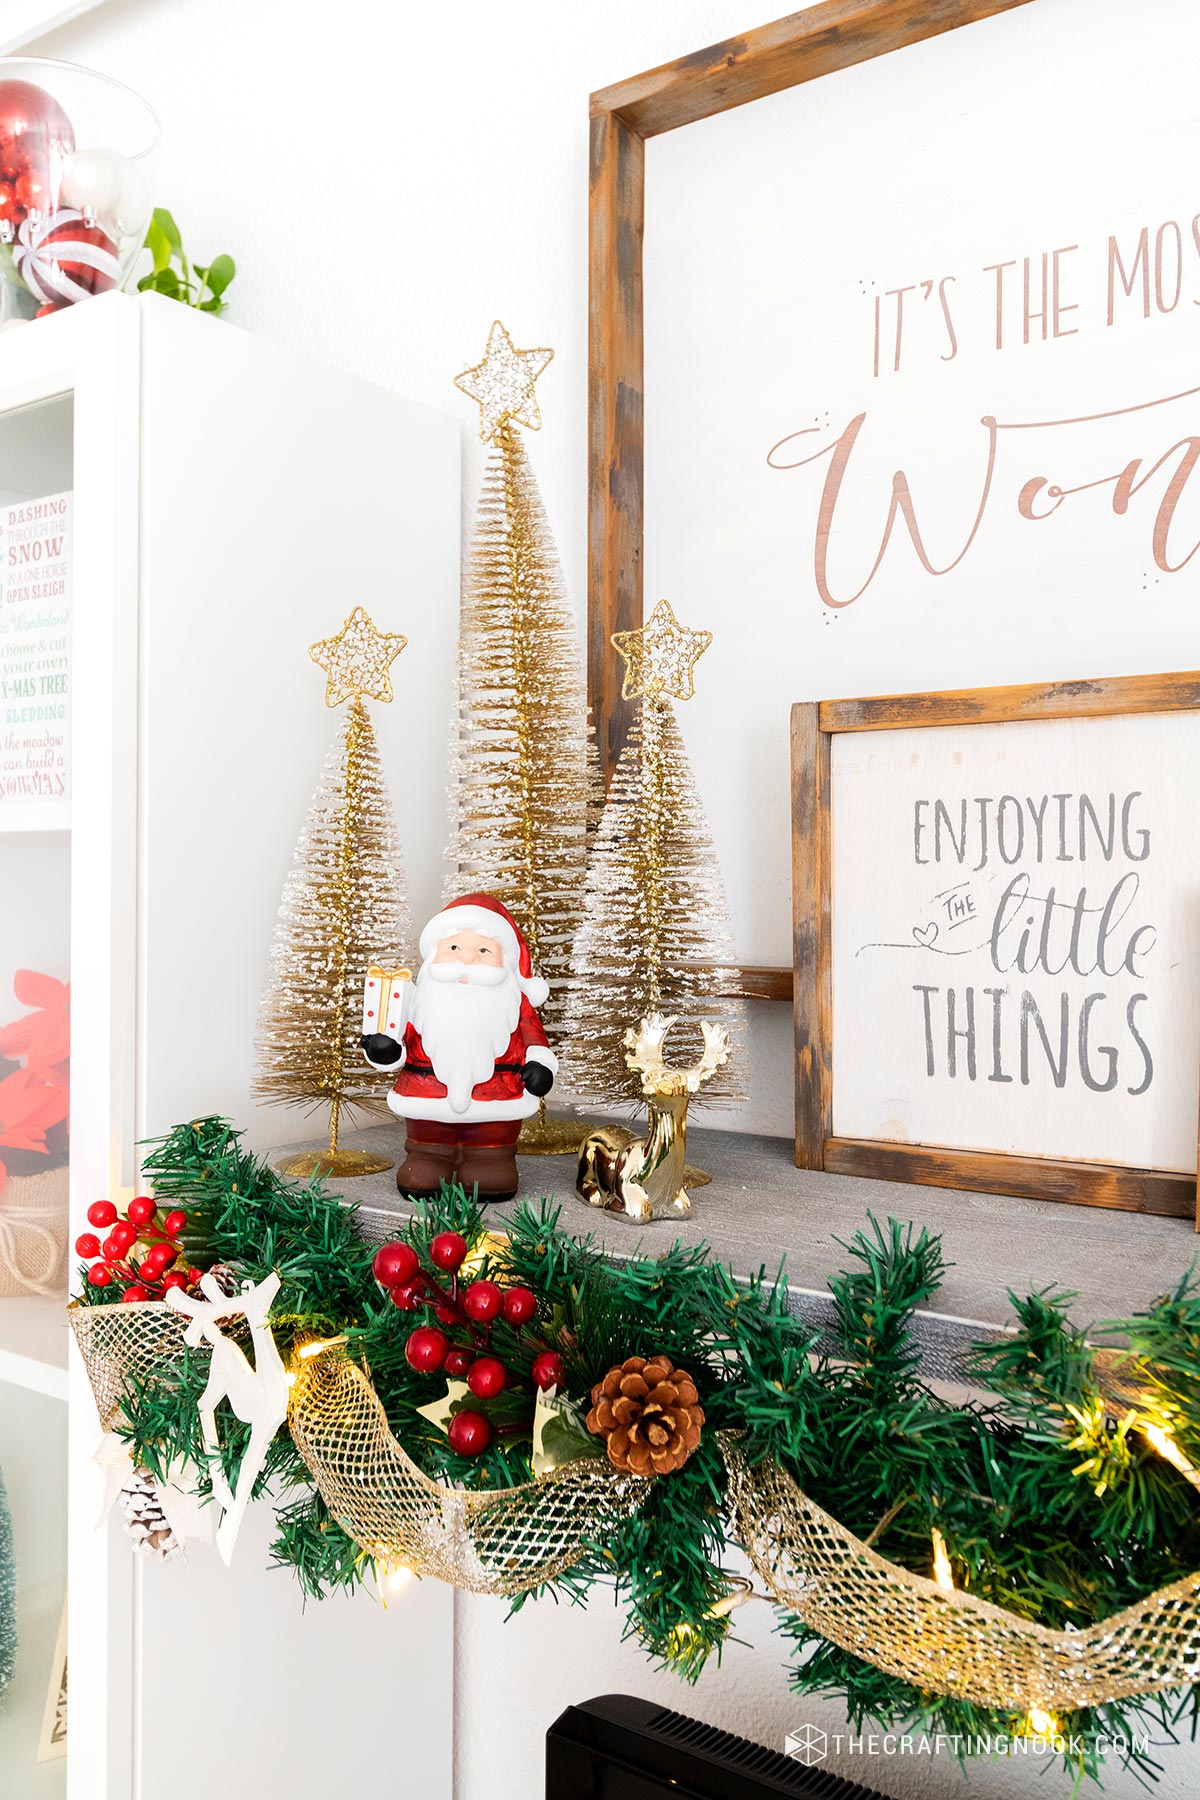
xmin=449 ymin=321 xmax=599 ymax=1148
xmin=254 ymin=607 xmax=414 ymax=1178
xmin=561 ymin=601 xmax=747 ymax=1109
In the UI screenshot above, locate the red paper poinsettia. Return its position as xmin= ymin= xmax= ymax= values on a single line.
xmin=0 ymin=969 xmax=69 ymax=1074
xmin=0 ymin=1065 xmax=70 ymax=1193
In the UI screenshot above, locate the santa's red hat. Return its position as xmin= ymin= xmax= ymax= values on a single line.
xmin=418 ymin=893 xmax=549 ymax=1008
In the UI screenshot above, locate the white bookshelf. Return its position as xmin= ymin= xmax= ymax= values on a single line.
xmin=0 ymin=292 xmax=459 ymax=1800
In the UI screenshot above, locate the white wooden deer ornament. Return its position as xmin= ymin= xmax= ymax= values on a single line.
xmin=577 ymin=1014 xmax=731 ymax=1223
xmin=164 ymin=1270 xmax=290 ymax=1565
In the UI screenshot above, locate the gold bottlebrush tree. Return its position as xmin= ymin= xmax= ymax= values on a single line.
xmin=448 ymin=321 xmax=599 ymax=1148
xmin=253 ymin=607 xmax=414 ymax=1177
xmin=561 ymin=601 xmax=747 ymax=1109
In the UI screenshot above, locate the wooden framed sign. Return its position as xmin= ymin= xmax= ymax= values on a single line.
xmin=792 ymin=672 xmax=1200 ymax=1220
xmin=591 ymin=0 xmax=1200 ymax=999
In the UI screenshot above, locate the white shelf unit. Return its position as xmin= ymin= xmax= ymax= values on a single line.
xmin=0 ymin=292 xmax=460 ymax=1800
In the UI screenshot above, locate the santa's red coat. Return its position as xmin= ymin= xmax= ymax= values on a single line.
xmin=387 ymin=995 xmax=555 ymax=1124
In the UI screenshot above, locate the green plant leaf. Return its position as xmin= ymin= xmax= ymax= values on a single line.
xmin=201 ymin=254 xmax=235 ymax=298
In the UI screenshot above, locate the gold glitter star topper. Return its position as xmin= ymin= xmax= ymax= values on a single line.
xmin=611 ymin=599 xmax=713 ymax=702
xmin=309 ymin=606 xmax=407 ymax=708
xmin=454 ymin=320 xmax=554 ymax=444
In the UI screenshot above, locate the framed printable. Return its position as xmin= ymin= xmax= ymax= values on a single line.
xmin=791 ymin=672 xmax=1200 ymax=1220
xmin=591 ymin=0 xmax=1200 ymax=995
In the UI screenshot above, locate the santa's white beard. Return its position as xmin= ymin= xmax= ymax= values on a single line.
xmin=410 ymin=961 xmax=522 ymax=1115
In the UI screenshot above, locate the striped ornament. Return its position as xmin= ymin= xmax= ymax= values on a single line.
xmin=14 ymin=206 xmax=120 ymax=306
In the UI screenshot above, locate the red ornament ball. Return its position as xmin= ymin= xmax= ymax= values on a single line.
xmin=372 ymin=1240 xmax=420 ymax=1290
xmin=429 ymin=1231 xmax=468 ymax=1273
xmin=87 ymin=1200 xmax=117 ymax=1229
xmin=467 ymin=1356 xmax=507 ymax=1399
xmin=127 ymin=1195 xmax=157 ymax=1227
xmin=447 ymin=1410 xmax=493 ymax=1457
xmin=0 ymin=182 xmax=18 ymax=228
xmin=500 ymin=1286 xmax=536 ymax=1327
xmin=74 ymin=1232 xmax=100 ymax=1259
xmin=87 ymin=1263 xmax=113 ymax=1288
xmin=162 ymin=1210 xmax=188 ymax=1238
xmin=405 ymin=1326 xmax=449 ymax=1373
xmin=0 ymin=81 xmax=74 ymax=180
xmin=463 ymin=1279 xmax=502 ymax=1324
xmin=531 ymin=1351 xmax=565 ymax=1390
xmin=390 ymin=1282 xmax=422 ymax=1312
xmin=121 ymin=1284 xmax=151 ymax=1303
xmin=444 ymin=1347 xmax=472 ymax=1377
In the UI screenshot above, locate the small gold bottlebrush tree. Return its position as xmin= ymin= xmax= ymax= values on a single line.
xmin=561 ymin=601 xmax=747 ymax=1110
xmin=448 ymin=321 xmax=600 ymax=1150
xmin=253 ymin=607 xmax=414 ymax=1177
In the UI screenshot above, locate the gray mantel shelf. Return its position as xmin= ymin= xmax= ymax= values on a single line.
xmin=277 ymin=1119 xmax=1199 ymax=1380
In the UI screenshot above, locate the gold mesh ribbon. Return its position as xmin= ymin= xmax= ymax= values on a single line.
xmin=69 ymin=1299 xmax=191 ymax=1432
xmin=288 ymin=1345 xmax=650 ymax=1595
xmin=722 ymin=1438 xmax=1200 ymax=1710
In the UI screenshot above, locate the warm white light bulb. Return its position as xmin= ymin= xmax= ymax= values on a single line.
xmin=930 ymin=1527 xmax=955 ymax=1593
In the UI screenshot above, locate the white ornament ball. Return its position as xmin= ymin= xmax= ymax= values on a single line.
xmin=59 ymin=148 xmax=151 ymax=240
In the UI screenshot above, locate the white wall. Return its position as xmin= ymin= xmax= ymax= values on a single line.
xmin=32 ymin=4 xmax=1200 ymax=1798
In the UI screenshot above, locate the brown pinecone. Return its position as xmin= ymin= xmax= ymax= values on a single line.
xmin=586 ymin=1355 xmax=704 ymax=1476
xmin=119 ymin=1468 xmax=182 ymax=1562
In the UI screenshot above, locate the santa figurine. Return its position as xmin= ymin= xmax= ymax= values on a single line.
xmin=361 ymin=893 xmax=555 ymax=1201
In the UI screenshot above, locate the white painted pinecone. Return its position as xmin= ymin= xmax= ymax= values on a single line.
xmin=119 ymin=1468 xmax=181 ymax=1562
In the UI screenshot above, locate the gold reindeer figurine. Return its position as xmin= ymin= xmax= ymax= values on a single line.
xmin=576 ymin=1013 xmax=731 ymax=1223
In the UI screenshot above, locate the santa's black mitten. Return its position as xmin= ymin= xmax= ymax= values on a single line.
xmin=521 ymin=1060 xmax=554 ymax=1097
xmin=362 ymin=1033 xmax=403 ymax=1067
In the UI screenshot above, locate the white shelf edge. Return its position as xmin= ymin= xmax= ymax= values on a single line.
xmin=0 ymin=800 xmax=72 ymax=834
xmin=0 ymin=1295 xmax=69 ymax=1400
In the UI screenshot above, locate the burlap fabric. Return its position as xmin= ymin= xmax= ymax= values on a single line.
xmin=722 ymin=1437 xmax=1200 ymax=1710
xmin=288 ymin=1345 xmax=650 ymax=1595
xmin=0 ymin=1166 xmax=68 ymax=1298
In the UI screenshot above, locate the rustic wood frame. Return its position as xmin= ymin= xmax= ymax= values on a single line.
xmin=791 ymin=672 xmax=1200 ymax=1223
xmin=588 ymin=0 xmax=1034 ymax=1003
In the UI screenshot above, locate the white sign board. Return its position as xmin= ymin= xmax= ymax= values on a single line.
xmin=644 ymin=0 xmax=1200 ymax=969
xmin=830 ymin=712 xmax=1200 ymax=1173
xmin=0 ymin=488 xmax=71 ymax=806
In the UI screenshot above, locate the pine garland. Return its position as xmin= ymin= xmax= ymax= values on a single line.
xmin=80 ymin=1118 xmax=1200 ymax=1787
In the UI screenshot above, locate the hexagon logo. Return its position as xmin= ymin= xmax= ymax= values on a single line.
xmin=784 ymin=1723 xmax=828 ymax=1767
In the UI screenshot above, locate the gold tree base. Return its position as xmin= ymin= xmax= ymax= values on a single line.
xmin=275 ymin=1149 xmax=394 ymax=1179
xmin=518 ymin=1111 xmax=598 ymax=1157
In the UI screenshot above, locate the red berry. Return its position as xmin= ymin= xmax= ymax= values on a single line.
xmin=433 ymin=1302 xmax=459 ymax=1326
xmin=160 ymin=1270 xmax=188 ymax=1292
xmin=390 ymin=1282 xmax=422 ymax=1312
xmin=372 ymin=1240 xmax=420 ymax=1289
xmin=87 ymin=1263 xmax=113 ymax=1287
xmin=75 ymin=1232 xmax=100 ymax=1258
xmin=444 ymin=1347 xmax=472 ymax=1377
xmin=429 ymin=1231 xmax=468 ymax=1272
xmin=531 ymin=1351 xmax=565 ymax=1390
xmin=463 ymin=1280 xmax=502 ymax=1324
xmin=127 ymin=1195 xmax=157 ymax=1227
xmin=467 ymin=1356 xmax=507 ymax=1399
xmin=108 ymin=1221 xmax=138 ymax=1254
xmin=501 ymin=1286 xmax=536 ymax=1327
xmin=139 ymin=1244 xmax=174 ymax=1278
xmin=405 ymin=1327 xmax=449 ymax=1373
xmin=88 ymin=1200 xmax=117 ymax=1229
xmin=447 ymin=1410 xmax=493 ymax=1457
xmin=121 ymin=1283 xmax=151 ymax=1303
xmin=162 ymin=1210 xmax=188 ymax=1237
xmin=101 ymin=1234 xmax=124 ymax=1262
